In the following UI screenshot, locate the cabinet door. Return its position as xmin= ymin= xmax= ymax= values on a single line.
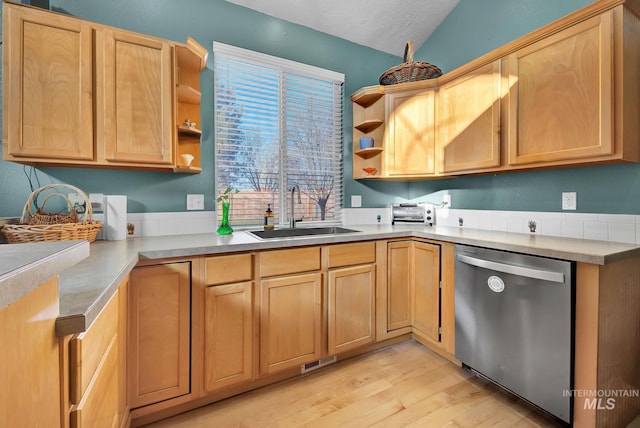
xmin=386 ymin=241 xmax=413 ymax=332
xmin=508 ymin=11 xmax=614 ymax=166
xmin=0 ymin=277 xmax=60 ymax=428
xmin=386 ymin=89 xmax=436 ymax=176
xmin=3 ymin=3 xmax=94 ymax=161
xmin=204 ymin=281 xmax=253 ymax=392
xmin=412 ymin=242 xmax=441 ymax=342
xmin=99 ymin=29 xmax=173 ymax=165
xmin=128 ymin=263 xmax=191 ymax=408
xmin=328 ymin=264 xmax=375 ymax=355
xmin=260 ymin=272 xmax=323 ymax=375
xmin=439 ymin=61 xmax=502 ymax=173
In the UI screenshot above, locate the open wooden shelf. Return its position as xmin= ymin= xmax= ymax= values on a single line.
xmin=355 ymin=147 xmax=383 ymax=159
xmin=176 ymin=84 xmax=201 ymax=105
xmin=178 ymin=125 xmax=202 ymax=136
xmin=354 ymin=119 xmax=383 ymax=133
xmin=174 ymin=37 xmax=207 ymax=174
xmin=173 ymin=165 xmax=202 ymax=174
xmin=351 ymin=86 xmax=384 ymax=107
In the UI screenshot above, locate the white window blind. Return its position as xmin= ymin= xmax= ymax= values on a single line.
xmin=213 ymin=42 xmax=344 ymax=228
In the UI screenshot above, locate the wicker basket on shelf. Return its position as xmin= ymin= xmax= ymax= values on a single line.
xmin=379 ymin=41 xmax=442 ymax=85
xmin=2 ymin=184 xmax=102 ymax=243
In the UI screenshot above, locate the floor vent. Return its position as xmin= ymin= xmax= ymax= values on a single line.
xmin=301 ymin=355 xmax=337 ymax=374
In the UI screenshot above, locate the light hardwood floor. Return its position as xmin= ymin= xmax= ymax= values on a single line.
xmin=145 ymin=340 xmax=563 ymax=427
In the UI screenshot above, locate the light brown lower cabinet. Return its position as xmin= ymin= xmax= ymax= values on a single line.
xmin=0 ymin=277 xmax=61 ymax=428
xmin=114 ymin=239 xmax=638 ymax=428
xmin=260 ymin=272 xmax=323 ymax=375
xmin=64 ymin=278 xmax=128 ymax=428
xmin=204 ymin=281 xmax=254 ymax=392
xmin=383 ymin=239 xmax=453 ymax=356
xmin=386 ymin=241 xmax=413 ymax=334
xmin=128 ymin=262 xmax=191 ymax=408
xmin=327 ymin=264 xmax=376 ymax=355
xmin=411 ymin=241 xmax=441 ymax=342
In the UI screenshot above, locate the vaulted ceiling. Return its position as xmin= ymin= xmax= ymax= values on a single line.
xmin=224 ymin=0 xmax=460 ymax=56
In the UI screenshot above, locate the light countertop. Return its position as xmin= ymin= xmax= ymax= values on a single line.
xmin=8 ymin=224 xmax=640 ymax=336
xmin=0 ymin=240 xmax=89 ymax=311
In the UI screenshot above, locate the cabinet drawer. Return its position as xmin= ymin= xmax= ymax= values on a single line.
xmin=70 ymin=336 xmax=119 ymax=428
xmin=205 ymin=253 xmax=253 ymax=285
xmin=69 ymin=289 xmax=119 ymax=404
xmin=259 ymin=247 xmax=321 ymax=277
xmin=327 ymin=242 xmax=376 ymax=268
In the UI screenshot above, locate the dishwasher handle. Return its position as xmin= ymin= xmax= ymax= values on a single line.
xmin=457 ymin=253 xmax=565 ymax=283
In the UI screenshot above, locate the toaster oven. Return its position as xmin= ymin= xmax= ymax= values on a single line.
xmin=391 ymin=203 xmax=435 ymax=226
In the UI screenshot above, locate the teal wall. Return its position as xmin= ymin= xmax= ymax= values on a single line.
xmin=2 ymin=0 xmax=639 ymax=217
xmin=408 ymin=0 xmax=640 ymax=214
xmin=0 ymin=0 xmax=406 ymax=217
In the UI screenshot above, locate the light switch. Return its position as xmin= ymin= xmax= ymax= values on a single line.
xmin=187 ymin=194 xmax=205 ymax=210
xmin=89 ymin=193 xmax=104 ymax=212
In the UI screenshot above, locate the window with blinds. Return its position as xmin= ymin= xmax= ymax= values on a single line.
xmin=213 ymin=42 xmax=344 ymax=228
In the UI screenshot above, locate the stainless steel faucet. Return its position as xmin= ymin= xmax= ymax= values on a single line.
xmin=289 ymin=184 xmax=301 ymax=228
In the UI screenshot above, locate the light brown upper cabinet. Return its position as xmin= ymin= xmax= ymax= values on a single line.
xmin=2 ymin=2 xmax=206 ymax=173
xmin=98 ymin=29 xmax=173 ymax=166
xmin=2 ymin=3 xmax=94 ymax=162
xmin=385 ymin=88 xmax=437 ymax=177
xmin=437 ymin=60 xmax=503 ymax=174
xmin=507 ymin=11 xmax=615 ymax=167
xmin=352 ymin=0 xmax=640 ymax=180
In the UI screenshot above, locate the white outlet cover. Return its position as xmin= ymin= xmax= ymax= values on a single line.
xmin=351 ymin=195 xmax=362 ymax=208
xmin=187 ymin=194 xmax=205 ymax=210
xmin=562 ymin=192 xmax=577 ymax=210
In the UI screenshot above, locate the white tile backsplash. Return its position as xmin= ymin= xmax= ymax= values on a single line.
xmin=561 ymin=219 xmax=583 ymax=239
xmin=113 ymin=209 xmax=640 ymax=245
xmin=583 ymin=221 xmax=608 ymax=241
xmin=343 ymin=207 xmax=391 ymax=225
xmin=345 ymin=208 xmax=640 ymax=245
xmin=100 ymin=211 xmax=217 ymax=240
xmin=608 ymin=222 xmax=636 ymax=244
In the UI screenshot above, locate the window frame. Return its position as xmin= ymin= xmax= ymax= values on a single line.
xmin=213 ymin=42 xmax=345 ymax=228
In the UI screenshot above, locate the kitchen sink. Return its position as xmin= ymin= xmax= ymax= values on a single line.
xmin=248 ymin=227 xmax=359 ymax=240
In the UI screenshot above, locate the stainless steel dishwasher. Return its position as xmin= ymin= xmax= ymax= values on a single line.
xmin=454 ymin=244 xmax=574 ymax=424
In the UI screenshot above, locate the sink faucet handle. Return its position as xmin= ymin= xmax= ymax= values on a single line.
xmin=289 ymin=184 xmax=302 ymax=228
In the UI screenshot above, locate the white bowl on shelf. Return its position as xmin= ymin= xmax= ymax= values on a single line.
xmin=180 ymin=154 xmax=194 ymax=166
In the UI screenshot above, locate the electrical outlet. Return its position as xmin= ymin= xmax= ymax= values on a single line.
xmin=187 ymin=194 xmax=205 ymax=210
xmin=443 ymin=194 xmax=452 ymax=207
xmin=562 ymin=192 xmax=577 ymax=210
xmin=68 ymin=193 xmax=85 ymax=213
xmin=351 ymin=195 xmax=362 ymax=208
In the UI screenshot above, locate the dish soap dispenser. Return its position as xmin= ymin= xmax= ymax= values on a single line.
xmin=264 ymin=204 xmax=274 ymax=230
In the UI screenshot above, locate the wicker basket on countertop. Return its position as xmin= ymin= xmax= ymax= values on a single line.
xmin=2 ymin=184 xmax=102 ymax=243
xmin=379 ymin=41 xmax=442 ymax=85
